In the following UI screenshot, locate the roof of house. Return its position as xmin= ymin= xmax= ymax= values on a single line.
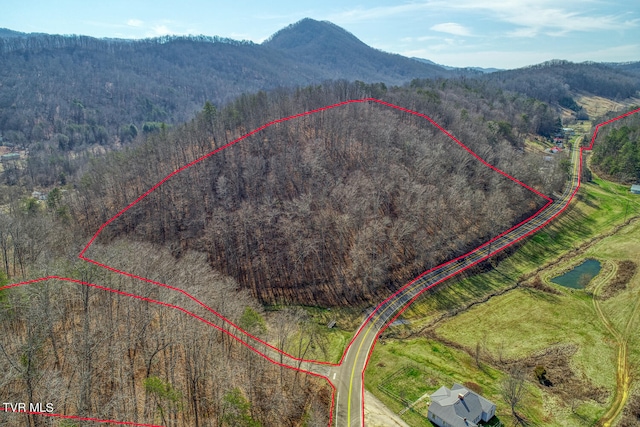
xmin=632 ymin=184 xmax=640 ymax=192
xmin=428 ymin=384 xmax=495 ymax=427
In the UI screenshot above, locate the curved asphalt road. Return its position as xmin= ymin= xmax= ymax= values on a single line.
xmin=327 ymin=140 xmax=581 ymax=426
xmin=234 ymin=141 xmax=581 ymax=426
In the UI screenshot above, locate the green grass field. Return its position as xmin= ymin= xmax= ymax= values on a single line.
xmin=402 ymin=174 xmax=640 ymax=329
xmin=586 ymin=220 xmax=640 ymax=425
xmin=365 ymin=337 xmax=537 ymax=425
xmin=365 ymin=172 xmax=640 ymax=426
xmin=435 ymin=287 xmax=615 ymax=423
xmin=289 ymin=146 xmax=640 ymax=364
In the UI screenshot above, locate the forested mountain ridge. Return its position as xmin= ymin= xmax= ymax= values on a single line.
xmin=0 ymin=33 xmax=314 ymax=149
xmin=75 ymin=82 xmax=567 ymax=306
xmin=412 ymin=57 xmax=501 ymax=74
xmin=0 ymin=28 xmax=31 ymax=38
xmin=1 ymin=19 xmax=638 ymax=195
xmin=482 ymin=60 xmax=640 ymax=118
xmin=610 ymin=61 xmax=640 ymax=77
xmin=1 ymin=19 xmax=638 ymax=166
xmin=0 ymin=19 xmax=450 ymax=152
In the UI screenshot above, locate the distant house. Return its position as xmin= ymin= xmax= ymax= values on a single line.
xmin=0 ymin=153 xmax=20 ymax=162
xmin=31 ymin=191 xmax=48 ymax=201
xmin=631 ymin=184 xmax=640 ymax=195
xmin=427 ymin=383 xmax=496 ymax=427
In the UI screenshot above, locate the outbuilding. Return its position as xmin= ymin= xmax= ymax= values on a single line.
xmin=631 ymin=184 xmax=640 ymax=195
xmin=0 ymin=153 xmax=20 ymax=162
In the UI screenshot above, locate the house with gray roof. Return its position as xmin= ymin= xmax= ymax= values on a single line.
xmin=631 ymin=184 xmax=640 ymax=195
xmin=0 ymin=153 xmax=20 ymax=162
xmin=427 ymin=383 xmax=496 ymax=427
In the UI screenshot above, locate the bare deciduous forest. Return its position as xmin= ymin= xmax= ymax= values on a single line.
xmin=1 ymin=80 xmax=571 ymax=426
xmin=0 ymin=251 xmax=331 ymax=427
xmin=1 ymin=17 xmax=640 ymax=427
xmin=591 ymin=109 xmax=640 ymax=183
xmin=74 ymin=84 xmax=566 ymax=306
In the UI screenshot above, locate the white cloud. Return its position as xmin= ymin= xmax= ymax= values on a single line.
xmin=425 ymin=0 xmax=638 ymax=37
xmin=324 ymin=0 xmax=638 ymax=53
xmin=147 ymin=25 xmax=173 ymax=37
xmin=127 ymin=19 xmax=143 ymax=27
xmin=430 ymin=22 xmax=471 ymax=36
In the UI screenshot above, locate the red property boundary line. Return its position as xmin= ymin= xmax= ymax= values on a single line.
xmin=1 ymin=101 xmax=637 ymax=426
xmin=77 ymin=98 xmax=552 ymax=369
xmin=0 ymin=276 xmax=337 ymax=426
xmin=2 ymin=98 xmax=545 ymax=427
xmin=357 ymin=106 xmax=640 ymax=425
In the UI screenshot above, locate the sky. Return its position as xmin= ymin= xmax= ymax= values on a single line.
xmin=1 ymin=0 xmax=638 ymax=69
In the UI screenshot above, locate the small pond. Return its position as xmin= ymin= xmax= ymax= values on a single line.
xmin=551 ymin=259 xmax=602 ymax=289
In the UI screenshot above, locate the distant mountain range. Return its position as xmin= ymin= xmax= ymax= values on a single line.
xmin=411 ymin=57 xmax=502 ymax=74
xmin=0 ymin=18 xmax=454 ymax=86
xmin=0 ymin=19 xmax=457 ymax=137
xmin=0 ymin=18 xmax=638 ymax=153
xmin=0 ymin=21 xmax=499 ymax=76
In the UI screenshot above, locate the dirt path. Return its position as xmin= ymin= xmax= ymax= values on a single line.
xmin=591 ymin=261 xmax=635 ymax=427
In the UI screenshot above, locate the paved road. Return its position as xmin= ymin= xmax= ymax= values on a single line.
xmin=233 ymin=141 xmax=581 ymax=426
xmin=329 ymin=141 xmax=582 ymax=426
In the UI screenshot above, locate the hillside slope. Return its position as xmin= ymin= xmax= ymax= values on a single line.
xmin=75 ymin=83 xmax=564 ymax=306
xmin=263 ymin=18 xmax=449 ymax=83
xmin=483 ymin=60 xmax=640 ymax=111
xmin=0 ymin=20 xmax=450 ymax=153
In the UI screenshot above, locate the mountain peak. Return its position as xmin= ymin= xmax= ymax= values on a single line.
xmin=263 ymin=18 xmax=366 ymax=50
xmin=261 ymin=18 xmax=449 ymax=84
